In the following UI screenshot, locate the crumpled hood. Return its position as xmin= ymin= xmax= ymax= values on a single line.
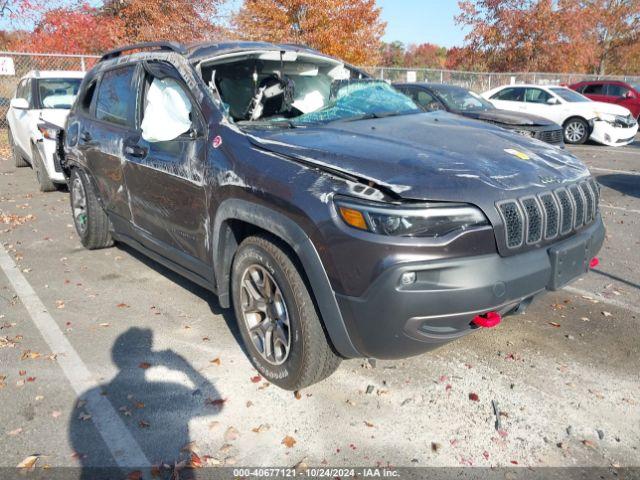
xmin=38 ymin=109 xmax=71 ymax=129
xmin=247 ymin=111 xmax=589 ymax=203
xmin=464 ymin=109 xmax=558 ymax=127
xmin=589 ymin=101 xmax=633 ymax=117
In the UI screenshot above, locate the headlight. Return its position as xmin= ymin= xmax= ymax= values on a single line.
xmin=37 ymin=123 xmax=60 ymax=140
xmin=335 ymin=197 xmax=488 ymax=237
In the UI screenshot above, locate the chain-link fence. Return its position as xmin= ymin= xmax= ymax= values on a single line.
xmin=363 ymin=66 xmax=640 ymax=93
xmin=0 ymin=51 xmax=100 ymax=128
xmin=1 ymin=50 xmax=640 ymax=130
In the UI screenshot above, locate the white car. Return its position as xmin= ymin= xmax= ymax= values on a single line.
xmin=6 ymin=70 xmax=85 ymax=191
xmin=482 ymin=84 xmax=638 ymax=146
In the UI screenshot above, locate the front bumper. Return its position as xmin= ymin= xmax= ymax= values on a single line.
xmin=590 ymin=120 xmax=638 ymax=146
xmin=36 ymin=138 xmax=66 ymax=183
xmin=335 ymin=216 xmax=605 ymax=359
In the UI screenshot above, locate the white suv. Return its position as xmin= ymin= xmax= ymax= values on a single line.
xmin=6 ymin=70 xmax=85 ymax=191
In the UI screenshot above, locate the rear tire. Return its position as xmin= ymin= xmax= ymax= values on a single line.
xmin=8 ymin=129 xmax=28 ymax=167
xmin=563 ymin=117 xmax=589 ymax=144
xmin=69 ymin=168 xmax=113 ymax=249
xmin=31 ymin=144 xmax=56 ymax=192
xmin=231 ymin=234 xmax=341 ymax=390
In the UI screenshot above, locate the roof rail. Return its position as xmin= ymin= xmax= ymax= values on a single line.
xmin=100 ymin=41 xmax=187 ymax=62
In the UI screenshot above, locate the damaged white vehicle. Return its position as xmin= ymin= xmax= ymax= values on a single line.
xmin=6 ymin=70 xmax=84 ymax=191
xmin=482 ymin=84 xmax=638 ymax=146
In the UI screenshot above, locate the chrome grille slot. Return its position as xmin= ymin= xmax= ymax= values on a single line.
xmin=569 ymin=184 xmax=585 ymax=228
xmin=580 ymin=182 xmax=595 ymax=223
xmin=555 ymin=188 xmax=574 ymax=235
xmin=497 ymin=201 xmax=524 ymax=248
xmin=539 ymin=192 xmax=559 ymax=239
xmin=521 ymin=197 xmax=543 ymax=244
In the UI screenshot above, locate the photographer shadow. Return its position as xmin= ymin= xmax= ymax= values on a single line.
xmin=69 ymin=327 xmax=222 ymax=479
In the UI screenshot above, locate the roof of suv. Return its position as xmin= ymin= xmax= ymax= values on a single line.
xmin=99 ymin=40 xmax=333 ymax=64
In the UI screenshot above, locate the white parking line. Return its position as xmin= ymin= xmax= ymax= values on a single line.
xmin=570 ymin=146 xmax=640 ymax=156
xmin=601 ymin=204 xmax=640 ymax=214
xmin=0 ymin=244 xmax=150 ymax=469
xmin=564 ymin=285 xmax=640 ymax=316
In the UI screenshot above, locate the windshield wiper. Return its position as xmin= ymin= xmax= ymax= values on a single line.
xmin=336 ymin=110 xmax=419 ymax=123
xmin=238 ymin=119 xmax=298 ymax=129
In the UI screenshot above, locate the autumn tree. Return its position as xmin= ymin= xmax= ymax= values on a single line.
xmin=379 ymin=41 xmax=406 ymax=66
xmin=404 ymin=43 xmax=447 ymax=68
xmin=233 ymin=0 xmax=386 ymax=65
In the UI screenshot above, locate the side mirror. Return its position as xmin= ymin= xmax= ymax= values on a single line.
xmin=624 ymin=91 xmax=634 ymax=99
xmin=10 ymin=98 xmax=29 ymax=110
xmin=546 ymin=97 xmax=559 ymax=105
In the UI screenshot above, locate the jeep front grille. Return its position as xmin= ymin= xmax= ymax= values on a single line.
xmin=497 ymin=179 xmax=599 ymax=249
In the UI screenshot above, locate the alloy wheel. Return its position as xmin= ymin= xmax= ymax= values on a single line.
xmin=565 ymin=121 xmax=586 ymax=143
xmin=239 ymin=264 xmax=291 ymax=365
xmin=71 ymin=176 xmax=88 ymax=235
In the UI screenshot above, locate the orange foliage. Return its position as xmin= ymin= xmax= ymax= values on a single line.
xmin=233 ymin=0 xmax=386 ymax=65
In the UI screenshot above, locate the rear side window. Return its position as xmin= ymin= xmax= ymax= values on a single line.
xmin=524 ymin=88 xmax=551 ymax=103
xmin=96 ymin=66 xmax=137 ymax=127
xmin=492 ymin=87 xmax=525 ymax=101
xmin=607 ymin=84 xmax=629 ymax=97
xmin=582 ymin=84 xmax=605 ymax=95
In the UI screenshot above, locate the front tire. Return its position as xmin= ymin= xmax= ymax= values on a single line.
xmin=69 ymin=168 xmax=113 ymax=249
xmin=563 ymin=117 xmax=589 ymax=144
xmin=31 ymin=144 xmax=56 ymax=192
xmin=8 ymin=129 xmax=28 ymax=167
xmin=231 ymin=234 xmax=341 ymax=390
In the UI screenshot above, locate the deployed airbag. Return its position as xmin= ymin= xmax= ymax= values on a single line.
xmin=141 ymin=78 xmax=192 ymax=142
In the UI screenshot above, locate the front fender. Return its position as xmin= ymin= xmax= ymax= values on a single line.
xmin=212 ymin=198 xmax=361 ymax=358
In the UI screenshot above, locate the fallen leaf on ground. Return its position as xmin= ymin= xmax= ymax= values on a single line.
xmin=181 ymin=441 xmax=199 ymax=454
xmin=548 ymin=322 xmax=561 ymax=328
xmin=51 ymin=410 xmax=62 ymax=418
xmin=601 ymin=311 xmax=612 ymax=317
xmin=469 ymin=393 xmax=479 ymax=402
xmin=138 ymin=420 xmax=150 ymax=428
xmin=127 ymin=471 xmax=143 ymax=480
xmin=251 ymin=424 xmax=270 ymax=433
xmin=294 ymin=390 xmax=302 ymax=400
xmin=185 ymin=452 xmax=203 ymax=468
xmin=205 ymin=397 xmax=227 ymax=408
xmin=224 ymin=426 xmax=240 ymax=442
xmin=138 ymin=362 xmax=151 ymax=369
xmin=7 ymin=427 xmax=23 ymax=436
xmin=21 ymin=350 xmax=41 ymax=360
xmin=78 ymin=412 xmax=91 ymax=421
xmin=16 ymin=455 xmax=40 ymax=469
xmin=250 ymin=375 xmax=261 ymax=383
xmin=210 ymin=357 xmax=220 ymax=365
xmin=282 ymin=435 xmax=296 ymax=448
xmin=117 ymin=303 xmax=130 ymax=308
xmin=364 ymin=421 xmax=375 ymax=428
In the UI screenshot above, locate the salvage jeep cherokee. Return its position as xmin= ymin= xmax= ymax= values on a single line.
xmin=61 ymin=41 xmax=605 ymax=390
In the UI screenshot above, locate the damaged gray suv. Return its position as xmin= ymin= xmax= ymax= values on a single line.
xmin=61 ymin=41 xmax=605 ymax=390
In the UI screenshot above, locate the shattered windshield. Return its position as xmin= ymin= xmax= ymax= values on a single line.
xmin=430 ymin=86 xmax=494 ymax=112
xmin=201 ymin=51 xmax=420 ymax=127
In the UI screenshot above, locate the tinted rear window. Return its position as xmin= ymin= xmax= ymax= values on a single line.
xmin=96 ymin=66 xmax=137 ymax=127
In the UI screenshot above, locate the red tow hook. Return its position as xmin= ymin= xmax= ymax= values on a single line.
xmin=472 ymin=311 xmax=502 ymax=328
xmin=590 ymin=257 xmax=600 ymax=268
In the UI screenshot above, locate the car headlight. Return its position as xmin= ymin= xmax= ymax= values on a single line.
xmin=37 ymin=123 xmax=60 ymax=140
xmin=335 ymin=197 xmax=488 ymax=237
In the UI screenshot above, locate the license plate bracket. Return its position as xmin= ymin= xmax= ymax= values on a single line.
xmin=548 ymin=237 xmax=589 ymax=290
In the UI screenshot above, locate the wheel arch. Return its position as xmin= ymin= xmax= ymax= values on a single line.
xmin=212 ymin=198 xmax=360 ymax=358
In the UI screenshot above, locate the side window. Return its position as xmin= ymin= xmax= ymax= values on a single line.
xmin=15 ymin=80 xmax=26 ymax=99
xmin=95 ymin=66 xmax=137 ymax=127
xmin=492 ymin=87 xmax=525 ymax=102
xmin=414 ymin=90 xmax=441 ymax=111
xmin=140 ymin=70 xmax=194 ymax=143
xmin=583 ymin=84 xmax=605 ymax=95
xmin=607 ymin=84 xmax=629 ymax=98
xmin=524 ymin=88 xmax=551 ymax=104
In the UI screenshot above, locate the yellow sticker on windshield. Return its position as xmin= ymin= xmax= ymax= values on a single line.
xmin=504 ymin=148 xmax=530 ymax=160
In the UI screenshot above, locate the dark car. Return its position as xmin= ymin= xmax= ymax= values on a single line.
xmin=395 ymin=83 xmax=565 ymax=146
xmin=570 ymin=80 xmax=640 ymax=120
xmin=61 ymin=42 xmax=604 ymax=390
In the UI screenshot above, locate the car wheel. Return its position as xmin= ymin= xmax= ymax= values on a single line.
xmin=69 ymin=168 xmax=113 ymax=249
xmin=231 ymin=234 xmax=341 ymax=390
xmin=31 ymin=144 xmax=56 ymax=192
xmin=8 ymin=129 xmax=28 ymax=167
xmin=563 ymin=117 xmax=589 ymax=144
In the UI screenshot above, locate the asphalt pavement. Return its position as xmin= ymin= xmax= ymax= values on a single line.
xmin=0 ymin=137 xmax=639 ymax=478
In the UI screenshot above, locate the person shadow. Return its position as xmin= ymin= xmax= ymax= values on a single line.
xmin=69 ymin=327 xmax=223 ymax=480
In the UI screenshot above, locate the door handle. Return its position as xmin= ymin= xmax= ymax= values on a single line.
xmin=80 ymin=131 xmax=92 ymax=142
xmin=124 ymin=145 xmax=147 ymax=158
